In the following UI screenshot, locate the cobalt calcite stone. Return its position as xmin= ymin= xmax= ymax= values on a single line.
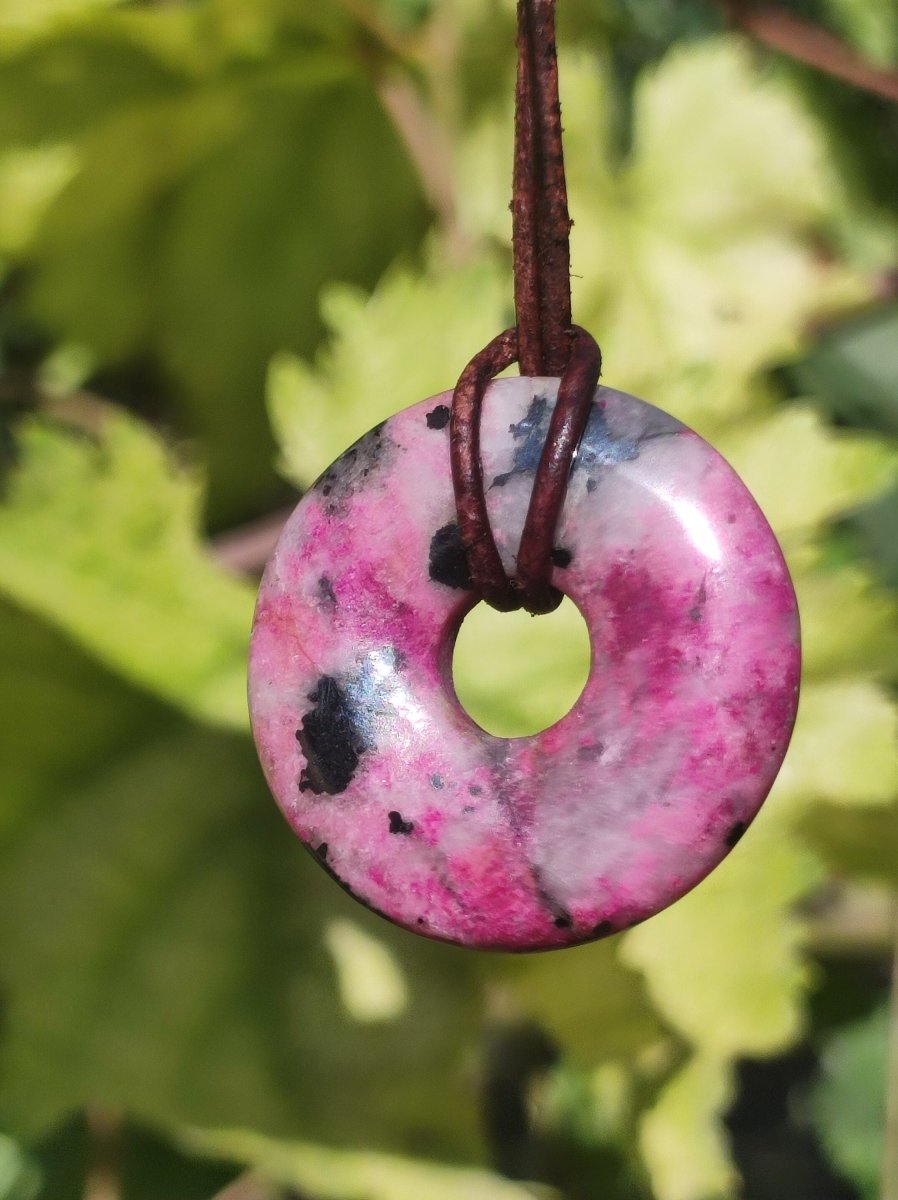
xmin=248 ymin=378 xmax=801 ymax=951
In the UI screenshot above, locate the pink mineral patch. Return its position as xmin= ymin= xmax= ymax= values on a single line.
xmin=248 ymin=379 xmax=801 ymax=951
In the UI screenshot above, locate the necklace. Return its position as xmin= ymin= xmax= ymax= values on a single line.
xmin=248 ymin=0 xmax=800 ymax=951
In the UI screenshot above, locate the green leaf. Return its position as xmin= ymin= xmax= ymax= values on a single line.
xmin=776 ymin=678 xmax=898 ymax=809
xmin=638 ymin=1054 xmax=737 ymax=1200
xmin=267 ymin=255 xmax=510 ymax=487
xmin=0 ymin=608 xmax=487 ymax=1149
xmin=622 ymin=819 xmax=823 ymax=1197
xmin=0 ymin=1134 xmax=40 ymax=1200
xmin=716 ymin=406 xmax=897 ymax=540
xmin=0 ymin=145 xmax=78 ymax=258
xmin=821 ymin=0 xmax=898 ymax=66
xmin=4 ymin=19 xmax=428 ymax=525
xmin=852 ymin=486 xmax=898 ymax=589
xmin=629 ymin=42 xmax=830 ymax=230
xmin=0 ymin=727 xmax=286 ymax=1134
xmin=183 ymin=1127 xmax=556 ymax=1200
xmin=500 ymin=937 xmax=665 ymax=1068
xmin=323 ymin=917 xmax=411 ymax=1025
xmin=148 ymin=69 xmax=428 ymax=525
xmin=565 ymin=39 xmax=869 ymax=425
xmin=784 ymin=305 xmax=898 ymax=436
xmin=622 ymin=815 xmax=821 ymax=1059
xmin=0 ymin=0 xmax=126 ymax=43
xmin=0 ymin=30 xmax=188 ymax=144
xmin=452 ymin=598 xmax=591 ymax=739
xmin=810 ymin=1004 xmax=888 ymax=1200
xmin=791 ymin=548 xmax=898 ymax=678
xmin=0 ymin=600 xmax=168 ymax=844
xmin=0 ymin=412 xmax=254 ymax=727
xmin=801 ymin=801 xmax=898 ymax=888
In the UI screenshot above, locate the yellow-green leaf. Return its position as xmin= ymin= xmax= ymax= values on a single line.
xmin=791 ymin=549 xmax=898 ymax=678
xmin=0 ymin=413 xmax=253 ymax=727
xmin=717 ymin=407 xmax=897 ymax=539
xmin=621 ymin=817 xmax=821 ymax=1058
xmin=183 ymin=1127 xmax=557 ymax=1200
xmin=500 ymin=936 xmax=664 ymax=1068
xmin=775 ymin=678 xmax=898 ymax=808
xmin=559 ymin=39 xmax=871 ymax=417
xmin=639 ymin=1055 xmax=738 ymax=1200
xmin=268 ymin=255 xmax=509 ymax=487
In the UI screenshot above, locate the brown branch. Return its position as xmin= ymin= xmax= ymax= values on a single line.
xmin=331 ymin=0 xmax=413 ymax=62
xmin=211 ymin=508 xmax=291 ymax=575
xmin=210 ymin=1176 xmax=282 ymax=1200
xmin=721 ymin=1 xmax=898 ymax=103
xmin=330 ymin=0 xmax=471 ymax=262
xmin=377 ymin=74 xmax=471 ymax=262
xmin=83 ymin=1107 xmax=123 ymax=1200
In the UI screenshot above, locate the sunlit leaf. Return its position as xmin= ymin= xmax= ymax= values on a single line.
xmin=622 ymin=819 xmax=823 ymax=1197
xmin=452 ymin=598 xmax=590 ymax=739
xmin=267 ymin=255 xmax=509 ymax=487
xmin=717 ymin=406 xmax=897 ymax=539
xmin=0 ymin=412 xmax=253 ymax=727
xmin=0 ymin=145 xmax=78 ymax=258
xmin=792 ymin=548 xmax=898 ymax=678
xmin=638 ymin=1055 xmax=737 ymax=1200
xmin=568 ymin=40 xmax=869 ymax=424
xmin=2 ymin=19 xmax=428 ymax=524
xmin=630 ymin=40 xmax=830 ymax=229
xmin=777 ymin=677 xmax=898 ymax=808
xmin=0 ymin=0 xmax=125 ymax=44
xmin=324 ymin=918 xmax=410 ymax=1025
xmin=183 ymin=1127 xmax=557 ymax=1200
xmin=622 ymin=817 xmax=821 ymax=1058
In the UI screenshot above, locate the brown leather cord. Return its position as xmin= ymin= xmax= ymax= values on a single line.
xmin=512 ymin=0 xmax=572 ymax=377
xmin=515 ymin=326 xmax=602 ymax=613
xmin=449 ymin=0 xmax=601 ymax=616
xmin=449 ymin=328 xmax=521 ymax=613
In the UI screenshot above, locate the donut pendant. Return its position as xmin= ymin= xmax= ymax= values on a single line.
xmin=248 ymin=378 xmax=800 ymax=951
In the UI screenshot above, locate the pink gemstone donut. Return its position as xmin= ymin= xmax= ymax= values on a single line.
xmin=248 ymin=378 xmax=800 ymax=951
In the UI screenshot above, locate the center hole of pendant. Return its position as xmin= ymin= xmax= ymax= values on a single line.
xmin=451 ymin=595 xmax=591 ymax=738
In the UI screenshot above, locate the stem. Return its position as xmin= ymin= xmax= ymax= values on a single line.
xmin=332 ymin=0 xmax=412 ymax=62
xmin=210 ymin=1176 xmax=277 ymax=1200
xmin=721 ymin=2 xmax=898 ymax=104
xmin=212 ymin=507 xmax=292 ymax=574
xmin=377 ymin=74 xmax=470 ymax=263
xmin=512 ymin=0 xmax=573 ymax=377
xmin=83 ymin=1106 xmax=123 ymax=1200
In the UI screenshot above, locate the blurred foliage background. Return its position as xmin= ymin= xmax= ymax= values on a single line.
xmin=0 ymin=0 xmax=897 ymax=1197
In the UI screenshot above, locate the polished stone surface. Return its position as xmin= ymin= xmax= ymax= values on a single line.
xmin=249 ymin=379 xmax=801 ymax=950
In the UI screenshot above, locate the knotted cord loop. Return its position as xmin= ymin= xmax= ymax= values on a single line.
xmin=515 ymin=326 xmax=602 ymax=613
xmin=449 ymin=326 xmax=601 ymax=616
xmin=449 ymin=328 xmax=520 ymax=613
